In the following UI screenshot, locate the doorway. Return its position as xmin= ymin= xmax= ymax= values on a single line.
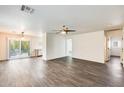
xmin=105 ymin=29 xmax=123 ymax=65
xmin=111 ymin=37 xmax=121 ymax=57
xmin=8 ymin=38 xmax=30 ymax=59
xmin=66 ymin=39 xmax=72 ymax=57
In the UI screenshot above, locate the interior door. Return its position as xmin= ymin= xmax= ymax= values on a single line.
xmin=107 ymin=37 xmax=111 ymax=61
xmin=121 ymin=36 xmax=123 ymax=64
xmin=105 ymin=32 xmax=111 ymax=61
xmin=66 ymin=39 xmax=72 ymax=57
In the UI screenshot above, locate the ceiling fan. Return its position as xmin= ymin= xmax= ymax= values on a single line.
xmin=53 ymin=25 xmax=76 ymax=34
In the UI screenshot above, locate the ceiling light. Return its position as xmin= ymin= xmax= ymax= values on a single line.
xmin=61 ymin=31 xmax=66 ymax=34
xmin=21 ymin=32 xmax=24 ymax=40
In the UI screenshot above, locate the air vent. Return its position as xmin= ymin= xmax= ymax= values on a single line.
xmin=21 ymin=5 xmax=34 ymax=14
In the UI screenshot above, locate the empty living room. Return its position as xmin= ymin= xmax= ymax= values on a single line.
xmin=0 ymin=1 xmax=124 ymax=93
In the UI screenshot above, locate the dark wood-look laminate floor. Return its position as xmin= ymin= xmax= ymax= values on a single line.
xmin=0 ymin=56 xmax=124 ymax=87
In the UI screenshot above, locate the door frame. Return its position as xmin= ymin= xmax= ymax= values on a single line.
xmin=104 ymin=29 xmax=123 ymax=64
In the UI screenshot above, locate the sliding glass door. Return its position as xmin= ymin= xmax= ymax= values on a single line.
xmin=9 ymin=40 xmax=20 ymax=59
xmin=9 ymin=39 xmax=30 ymax=59
xmin=21 ymin=41 xmax=30 ymax=57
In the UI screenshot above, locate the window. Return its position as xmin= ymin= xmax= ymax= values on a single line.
xmin=113 ymin=41 xmax=118 ymax=47
xmin=112 ymin=41 xmax=121 ymax=48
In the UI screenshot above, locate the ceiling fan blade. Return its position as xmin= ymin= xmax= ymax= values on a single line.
xmin=66 ymin=30 xmax=76 ymax=32
xmin=52 ymin=30 xmax=63 ymax=34
xmin=55 ymin=31 xmax=62 ymax=34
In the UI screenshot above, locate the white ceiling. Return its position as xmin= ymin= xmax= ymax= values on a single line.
xmin=0 ymin=5 xmax=124 ymax=35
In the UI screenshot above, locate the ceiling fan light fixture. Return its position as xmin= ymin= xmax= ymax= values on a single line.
xmin=21 ymin=32 xmax=24 ymax=40
xmin=61 ymin=31 xmax=66 ymax=34
xmin=52 ymin=25 xmax=76 ymax=34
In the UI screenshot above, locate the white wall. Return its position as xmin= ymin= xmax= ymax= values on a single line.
xmin=46 ymin=34 xmax=66 ymax=60
xmin=42 ymin=33 xmax=47 ymax=60
xmin=68 ymin=31 xmax=105 ymax=63
xmin=30 ymin=36 xmax=43 ymax=57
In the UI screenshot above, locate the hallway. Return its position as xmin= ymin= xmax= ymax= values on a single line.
xmin=107 ymin=57 xmax=123 ymax=70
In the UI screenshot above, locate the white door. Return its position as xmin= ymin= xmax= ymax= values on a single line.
xmin=66 ymin=39 xmax=72 ymax=57
xmin=105 ymin=36 xmax=111 ymax=61
xmin=121 ymin=36 xmax=123 ymax=64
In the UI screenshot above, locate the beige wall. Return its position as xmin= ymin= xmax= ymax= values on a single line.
xmin=0 ymin=32 xmax=42 ymax=60
xmin=106 ymin=30 xmax=122 ymax=37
